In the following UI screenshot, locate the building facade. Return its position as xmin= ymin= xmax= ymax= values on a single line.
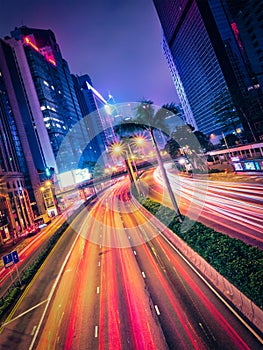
xmin=153 ymin=0 xmax=263 ymax=142
xmin=8 ymin=26 xmax=87 ymax=172
xmin=72 ymin=74 xmax=108 ymax=165
xmin=0 ymin=64 xmax=36 ymax=242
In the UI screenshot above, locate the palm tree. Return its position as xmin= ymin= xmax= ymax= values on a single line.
xmin=113 ymin=100 xmax=183 ymax=221
xmin=134 ymin=100 xmax=182 ymax=222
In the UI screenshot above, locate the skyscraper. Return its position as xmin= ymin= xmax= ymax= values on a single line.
xmin=8 ymin=26 xmax=87 ymax=172
xmin=0 ymin=61 xmax=37 ymax=239
xmin=72 ymin=74 xmax=108 ymax=165
xmin=153 ymin=0 xmax=263 ymax=142
xmin=0 ymin=38 xmax=48 ymax=222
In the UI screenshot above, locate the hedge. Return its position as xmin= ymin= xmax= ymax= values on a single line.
xmin=139 ymin=197 xmax=263 ymax=309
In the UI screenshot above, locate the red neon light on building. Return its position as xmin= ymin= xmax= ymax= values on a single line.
xmin=231 ymin=22 xmax=244 ymax=50
xmin=23 ymin=36 xmax=39 ymax=52
xmin=23 ymin=36 xmax=56 ymax=66
xmin=48 ymin=57 xmax=56 ymax=66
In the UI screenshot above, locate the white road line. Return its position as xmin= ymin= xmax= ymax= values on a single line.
xmin=159 ymin=232 xmax=263 ymax=344
xmin=95 ymin=325 xmax=98 ymax=338
xmin=141 ymin=271 xmax=146 ymax=278
xmin=1 ymin=299 xmax=48 ymax=327
xmin=154 ymin=305 xmax=160 ymax=316
xmin=31 ymin=325 xmax=37 ymax=336
xmin=98 ymin=261 xmax=101 ymax=267
xmin=133 ymin=250 xmax=137 ymax=255
xmin=28 ymin=219 xmax=88 ymax=350
xmin=99 ymin=244 xmax=102 ymax=249
xmin=96 ymin=286 xmax=100 ymax=294
xmin=133 ymin=196 xmax=263 ymax=343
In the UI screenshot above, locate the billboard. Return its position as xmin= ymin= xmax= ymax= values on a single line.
xmin=58 ymin=169 xmax=91 ymax=188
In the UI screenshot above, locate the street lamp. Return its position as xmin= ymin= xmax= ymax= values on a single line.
xmin=110 ymin=141 xmax=140 ymax=195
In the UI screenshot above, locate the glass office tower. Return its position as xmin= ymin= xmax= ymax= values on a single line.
xmin=153 ymin=0 xmax=262 ymax=141
xmin=9 ymin=26 xmax=87 ymax=171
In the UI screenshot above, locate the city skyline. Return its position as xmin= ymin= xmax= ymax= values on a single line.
xmin=0 ymin=0 xmax=180 ymax=106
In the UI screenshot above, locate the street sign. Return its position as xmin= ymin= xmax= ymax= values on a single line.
xmin=2 ymin=250 xmax=19 ymax=268
xmin=12 ymin=251 xmax=19 ymax=264
xmin=3 ymin=253 xmax=13 ymax=268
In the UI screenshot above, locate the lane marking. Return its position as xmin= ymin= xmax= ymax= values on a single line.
xmin=95 ymin=325 xmax=98 ymax=338
xmin=132 ymin=196 xmax=263 ymax=344
xmin=98 ymin=261 xmax=101 ymax=267
xmin=141 ymin=271 xmax=146 ymax=279
xmin=28 ymin=219 xmax=88 ymax=350
xmin=31 ymin=325 xmax=37 ymax=336
xmin=154 ymin=305 xmax=160 ymax=316
xmin=133 ymin=250 xmax=137 ymax=256
xmin=159 ymin=232 xmax=263 ymax=344
xmin=96 ymin=287 xmax=100 ymax=294
xmin=1 ymin=299 xmax=48 ymax=327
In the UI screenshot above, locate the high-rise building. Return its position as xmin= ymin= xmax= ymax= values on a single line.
xmin=153 ymin=0 xmax=263 ymax=142
xmin=225 ymin=0 xmax=263 ymax=138
xmin=7 ymin=26 xmax=87 ymax=171
xmin=0 ymin=62 xmax=38 ymax=241
xmin=72 ymin=74 xmax=108 ymax=165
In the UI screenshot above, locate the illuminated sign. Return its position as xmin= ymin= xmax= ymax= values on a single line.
xmin=233 ymin=163 xmax=243 ymax=171
xmin=244 ymin=162 xmax=256 ymax=171
xmin=231 ymin=156 xmax=240 ymax=162
xmin=57 ymin=169 xmax=91 ymax=188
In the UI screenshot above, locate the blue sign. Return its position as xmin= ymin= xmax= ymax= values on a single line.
xmin=12 ymin=251 xmax=19 ymax=264
xmin=2 ymin=251 xmax=19 ymax=268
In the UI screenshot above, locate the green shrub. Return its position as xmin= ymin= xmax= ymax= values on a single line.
xmin=141 ymin=198 xmax=263 ymax=309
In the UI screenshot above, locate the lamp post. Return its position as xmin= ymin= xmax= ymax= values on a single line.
xmin=110 ymin=139 xmax=142 ymax=195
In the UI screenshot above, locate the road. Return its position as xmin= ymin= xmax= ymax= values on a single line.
xmin=147 ymin=166 xmax=263 ymax=249
xmin=0 ymin=202 xmax=84 ymax=298
xmin=0 ymin=178 xmax=261 ymax=349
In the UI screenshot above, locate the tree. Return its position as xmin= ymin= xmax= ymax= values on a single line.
xmin=164 ymin=138 xmax=181 ymax=159
xmin=194 ymin=130 xmax=213 ymax=151
xmin=170 ymin=124 xmax=208 ymax=171
xmin=113 ymin=100 xmax=182 ymax=221
xmin=135 ymin=100 xmax=182 ymax=222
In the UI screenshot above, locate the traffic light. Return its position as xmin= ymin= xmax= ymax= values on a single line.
xmin=45 ymin=167 xmax=54 ymax=179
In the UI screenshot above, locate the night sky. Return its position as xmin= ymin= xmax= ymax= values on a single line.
xmin=0 ymin=0 xmax=179 ymax=106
